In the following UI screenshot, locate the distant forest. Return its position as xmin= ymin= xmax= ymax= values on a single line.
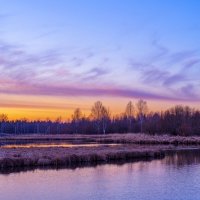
xmin=0 ymin=99 xmax=200 ymax=136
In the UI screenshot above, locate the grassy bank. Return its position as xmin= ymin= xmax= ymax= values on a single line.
xmin=1 ymin=133 xmax=200 ymax=145
xmin=1 ymin=133 xmax=200 ymax=173
xmin=0 ymin=145 xmax=165 ymax=172
xmin=96 ymin=134 xmax=200 ymax=145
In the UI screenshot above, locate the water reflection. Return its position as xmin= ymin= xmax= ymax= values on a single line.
xmin=163 ymin=149 xmax=200 ymax=167
xmin=1 ymin=143 xmax=119 ymax=148
xmin=0 ymin=157 xmax=157 ymax=175
xmin=1 ymin=149 xmax=200 ymax=200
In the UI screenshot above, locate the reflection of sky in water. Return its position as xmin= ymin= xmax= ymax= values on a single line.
xmin=1 ymin=150 xmax=200 ymax=200
xmin=1 ymin=143 xmax=119 ymax=149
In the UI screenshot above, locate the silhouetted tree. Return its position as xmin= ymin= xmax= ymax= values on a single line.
xmin=136 ymin=99 xmax=148 ymax=133
xmin=0 ymin=113 xmax=8 ymax=134
xmin=72 ymin=108 xmax=82 ymax=134
xmin=125 ymin=101 xmax=135 ymax=132
xmin=101 ymin=106 xmax=111 ymax=134
xmin=55 ymin=116 xmax=62 ymax=134
xmin=91 ymin=101 xmax=110 ymax=134
xmin=0 ymin=102 xmax=200 ymax=136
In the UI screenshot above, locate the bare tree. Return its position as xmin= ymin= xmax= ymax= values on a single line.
xmin=91 ymin=101 xmax=110 ymax=134
xmin=101 ymin=106 xmax=110 ymax=134
xmin=125 ymin=101 xmax=134 ymax=132
xmin=0 ymin=114 xmax=8 ymax=122
xmin=136 ymin=99 xmax=148 ymax=133
xmin=0 ymin=114 xmax=8 ymax=134
xmin=91 ymin=101 xmax=103 ymax=134
xmin=72 ymin=108 xmax=82 ymax=134
xmin=55 ymin=116 xmax=62 ymax=134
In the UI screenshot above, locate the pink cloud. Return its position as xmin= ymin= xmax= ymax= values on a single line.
xmin=0 ymin=80 xmax=199 ymax=102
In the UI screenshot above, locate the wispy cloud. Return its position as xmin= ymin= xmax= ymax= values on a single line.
xmin=163 ymin=74 xmax=186 ymax=87
xmin=0 ymin=38 xmax=200 ymax=103
xmin=81 ymin=67 xmax=108 ymax=81
xmin=128 ymin=39 xmax=200 ymax=101
xmin=180 ymin=84 xmax=198 ymax=99
xmin=183 ymin=58 xmax=200 ymax=69
xmin=0 ymin=80 xmax=199 ymax=102
xmin=141 ymin=69 xmax=170 ymax=85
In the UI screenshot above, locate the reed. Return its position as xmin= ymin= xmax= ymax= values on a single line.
xmin=1 ymin=133 xmax=200 ymax=145
xmin=0 ymin=145 xmax=164 ymax=170
xmin=1 ymin=133 xmax=200 ymax=172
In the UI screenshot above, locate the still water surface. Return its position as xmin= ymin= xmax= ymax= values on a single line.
xmin=1 ymin=143 xmax=119 ymax=148
xmin=0 ymin=149 xmax=200 ymax=200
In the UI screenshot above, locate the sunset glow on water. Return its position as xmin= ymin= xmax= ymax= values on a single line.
xmin=1 ymin=143 xmax=119 ymax=149
xmin=1 ymin=1 xmax=200 ymax=199
xmin=1 ymin=150 xmax=200 ymax=200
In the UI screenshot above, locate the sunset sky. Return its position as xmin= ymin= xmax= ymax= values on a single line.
xmin=0 ymin=0 xmax=200 ymax=120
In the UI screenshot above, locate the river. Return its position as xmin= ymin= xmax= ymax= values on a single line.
xmin=0 ymin=149 xmax=200 ymax=200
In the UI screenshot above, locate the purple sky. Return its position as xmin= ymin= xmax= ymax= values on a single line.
xmin=0 ymin=0 xmax=200 ymax=119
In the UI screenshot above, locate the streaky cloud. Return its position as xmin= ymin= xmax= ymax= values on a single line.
xmin=0 ymin=81 xmax=199 ymax=102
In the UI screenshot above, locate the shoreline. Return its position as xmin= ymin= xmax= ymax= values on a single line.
xmin=0 ymin=145 xmax=165 ymax=172
xmin=2 ymin=133 xmax=200 ymax=145
xmin=1 ymin=133 xmax=200 ymax=173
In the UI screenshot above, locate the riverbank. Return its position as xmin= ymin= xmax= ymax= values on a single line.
xmin=1 ymin=133 xmax=200 ymax=145
xmin=0 ymin=144 xmax=166 ymax=172
xmin=1 ymin=133 xmax=200 ymax=173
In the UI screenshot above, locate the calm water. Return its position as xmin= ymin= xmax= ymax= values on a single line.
xmin=1 ymin=143 xmax=119 ymax=148
xmin=1 ymin=149 xmax=200 ymax=200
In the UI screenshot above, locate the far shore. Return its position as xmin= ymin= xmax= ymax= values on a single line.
xmin=1 ymin=133 xmax=200 ymax=173
xmin=1 ymin=133 xmax=200 ymax=145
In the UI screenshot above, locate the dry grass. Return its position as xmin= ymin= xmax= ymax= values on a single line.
xmin=0 ymin=144 xmax=165 ymax=170
xmin=1 ymin=133 xmax=200 ymax=172
xmin=1 ymin=133 xmax=200 ymax=145
xmin=96 ymin=134 xmax=200 ymax=145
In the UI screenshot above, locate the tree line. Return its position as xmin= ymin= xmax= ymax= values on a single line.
xmin=0 ymin=99 xmax=200 ymax=136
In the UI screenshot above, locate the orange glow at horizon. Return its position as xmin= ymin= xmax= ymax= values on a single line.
xmin=1 ymin=94 xmax=200 ymax=121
